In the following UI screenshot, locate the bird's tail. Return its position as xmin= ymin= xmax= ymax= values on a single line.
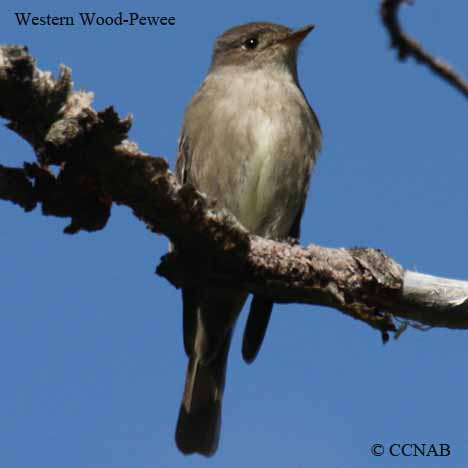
xmin=175 ymin=330 xmax=231 ymax=456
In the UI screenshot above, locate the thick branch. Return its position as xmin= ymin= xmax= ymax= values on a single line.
xmin=1 ymin=45 xmax=468 ymax=339
xmin=158 ymin=243 xmax=468 ymax=332
xmin=380 ymin=0 xmax=468 ymax=100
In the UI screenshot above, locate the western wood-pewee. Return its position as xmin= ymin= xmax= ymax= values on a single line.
xmin=175 ymin=21 xmax=322 ymax=456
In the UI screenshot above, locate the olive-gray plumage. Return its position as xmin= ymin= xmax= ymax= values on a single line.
xmin=175 ymin=21 xmax=322 ymax=456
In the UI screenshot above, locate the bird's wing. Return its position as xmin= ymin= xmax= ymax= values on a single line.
xmin=176 ymin=132 xmax=191 ymax=185
xmin=242 ymin=295 xmax=273 ymax=364
xmin=176 ymin=133 xmax=199 ymax=356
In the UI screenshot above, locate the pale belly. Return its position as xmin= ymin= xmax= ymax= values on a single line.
xmin=235 ymin=102 xmax=316 ymax=239
xmin=237 ymin=110 xmax=301 ymax=238
xmin=186 ymin=67 xmax=321 ymax=240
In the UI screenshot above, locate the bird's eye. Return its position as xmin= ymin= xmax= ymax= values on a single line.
xmin=243 ymin=37 xmax=258 ymax=50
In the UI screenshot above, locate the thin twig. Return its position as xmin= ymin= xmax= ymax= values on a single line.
xmin=380 ymin=0 xmax=468 ymax=100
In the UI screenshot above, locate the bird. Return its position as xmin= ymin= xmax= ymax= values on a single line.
xmin=174 ymin=21 xmax=322 ymax=456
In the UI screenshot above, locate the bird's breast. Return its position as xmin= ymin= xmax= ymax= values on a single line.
xmin=188 ymin=67 xmax=320 ymax=239
xmin=227 ymin=71 xmax=316 ymax=237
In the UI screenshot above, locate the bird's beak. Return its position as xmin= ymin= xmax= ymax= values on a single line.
xmin=280 ymin=24 xmax=315 ymax=47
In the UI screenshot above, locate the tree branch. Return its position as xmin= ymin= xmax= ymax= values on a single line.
xmin=2 ymin=45 xmax=468 ymax=341
xmin=380 ymin=0 xmax=468 ymax=100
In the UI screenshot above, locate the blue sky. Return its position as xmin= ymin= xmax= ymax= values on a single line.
xmin=1 ymin=1 xmax=468 ymax=467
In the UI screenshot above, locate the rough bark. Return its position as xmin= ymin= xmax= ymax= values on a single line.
xmin=1 ymin=45 xmax=468 ymax=342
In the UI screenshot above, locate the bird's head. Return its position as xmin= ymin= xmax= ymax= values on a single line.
xmin=210 ymin=22 xmax=315 ymax=74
